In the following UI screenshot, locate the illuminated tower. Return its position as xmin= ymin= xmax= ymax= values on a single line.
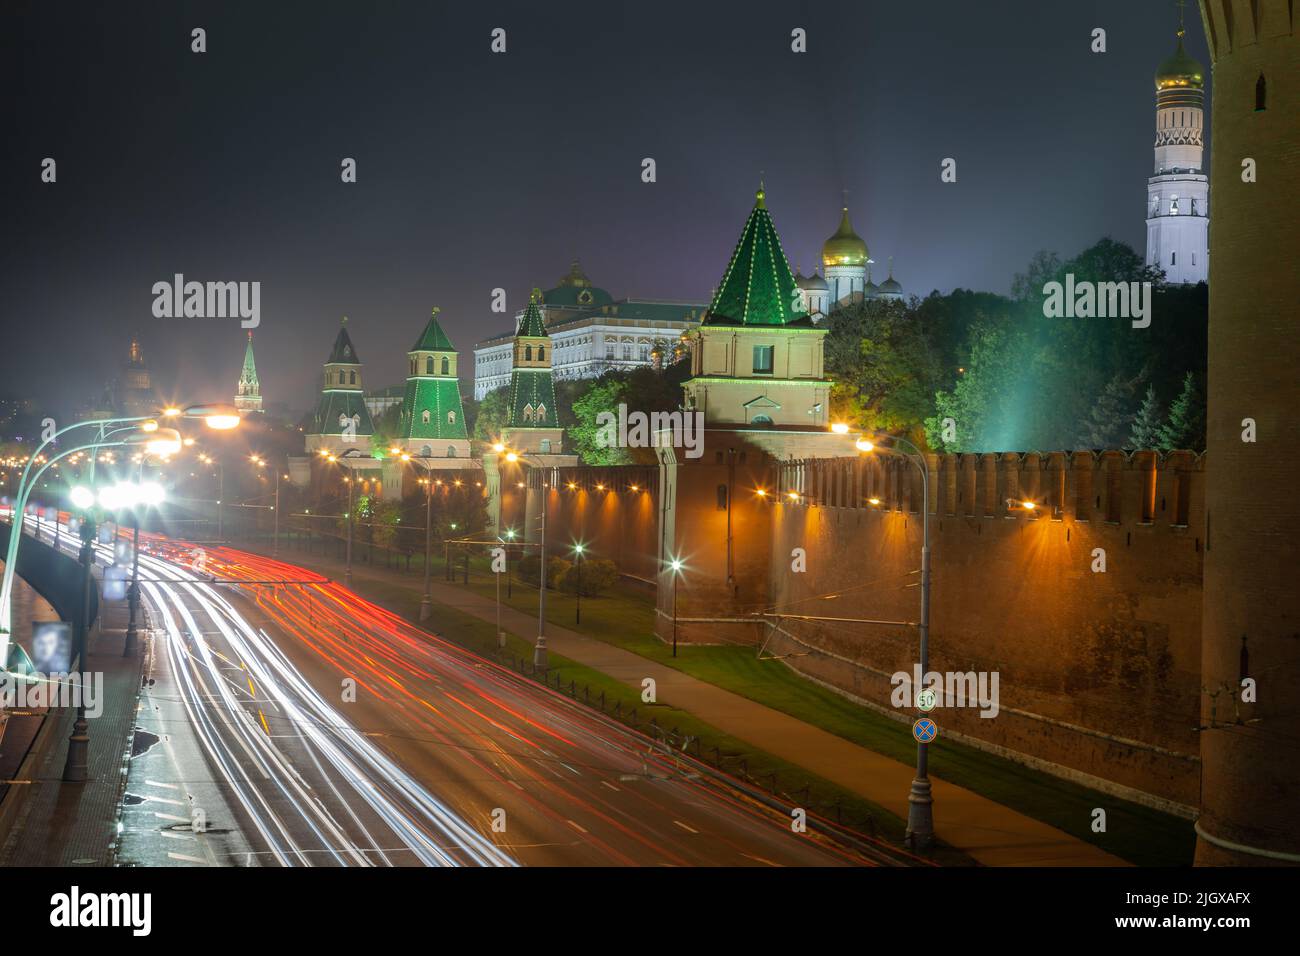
xmin=234 ymin=331 xmax=263 ymax=414
xmin=1144 ymin=15 xmax=1209 ymax=285
xmin=1195 ymin=0 xmax=1299 ymax=865
xmin=397 ymin=308 xmax=469 ymax=458
xmin=502 ymin=290 xmax=562 ymax=454
xmin=305 ymin=317 xmax=374 ymax=455
xmin=683 ymin=185 xmax=831 ymax=433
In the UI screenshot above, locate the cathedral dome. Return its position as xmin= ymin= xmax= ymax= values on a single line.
xmin=799 ymin=271 xmax=829 ymax=291
xmin=822 ymin=207 xmax=868 ymax=267
xmin=1155 ymin=37 xmax=1203 ymax=91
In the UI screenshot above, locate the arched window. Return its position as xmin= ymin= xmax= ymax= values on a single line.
xmin=752 ymin=414 xmax=773 ymax=425
xmin=525 ymin=345 xmax=532 ymax=361
xmin=421 ymin=409 xmax=431 ymax=424
xmin=349 ymin=370 xmax=356 ymax=385
xmin=447 ymin=445 xmax=457 ymax=458
xmin=420 ymin=445 xmax=432 ymax=457
xmin=447 ymin=410 xmax=456 ymax=425
xmin=1171 ymin=251 xmax=1177 ymax=266
xmin=1256 ymin=74 xmax=1267 ymax=111
xmin=537 ymin=346 xmax=545 ymax=361
xmin=535 ymin=404 xmax=546 ymax=422
xmin=523 ymin=403 xmax=534 ymax=423
xmin=440 ymin=356 xmax=449 ymax=375
xmin=426 ymin=357 xmax=434 ymax=374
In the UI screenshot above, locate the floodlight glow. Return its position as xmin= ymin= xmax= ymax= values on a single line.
xmin=139 ymin=482 xmax=165 ymax=506
xmin=70 ymin=486 xmax=95 ymax=510
xmin=855 ymin=439 xmax=874 ymax=452
xmin=831 ymin=422 xmax=850 ymax=434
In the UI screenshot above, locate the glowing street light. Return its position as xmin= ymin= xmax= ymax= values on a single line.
xmin=854 ymin=429 xmax=935 ymax=851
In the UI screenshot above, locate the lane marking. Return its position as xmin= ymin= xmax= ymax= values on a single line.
xmin=673 ymin=820 xmax=699 ymax=834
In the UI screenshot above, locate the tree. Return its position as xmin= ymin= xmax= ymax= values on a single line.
xmin=568 ymin=377 xmax=632 ymax=465
xmin=1076 ymin=370 xmax=1143 ymax=449
xmin=1128 ymin=385 xmax=1164 ymax=450
xmin=369 ymin=403 xmax=402 ymax=457
xmin=472 ymin=387 xmax=510 ymax=442
xmin=1157 ymin=372 xmax=1205 ymax=451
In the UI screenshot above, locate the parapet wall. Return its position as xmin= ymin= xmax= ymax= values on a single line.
xmin=765 ymin=450 xmax=1205 ymax=808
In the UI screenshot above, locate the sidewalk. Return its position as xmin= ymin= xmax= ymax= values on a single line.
xmin=246 ymin=541 xmax=1126 ymax=866
xmin=0 ymin=592 xmax=145 ymax=866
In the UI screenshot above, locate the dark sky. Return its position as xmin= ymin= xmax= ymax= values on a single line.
xmin=1 ymin=0 xmax=1211 ymax=418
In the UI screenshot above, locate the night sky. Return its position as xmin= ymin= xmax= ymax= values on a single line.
xmin=1 ymin=1 xmax=1212 ymax=418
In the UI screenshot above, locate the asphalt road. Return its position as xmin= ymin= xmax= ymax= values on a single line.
xmin=44 ymin=522 xmax=919 ymax=867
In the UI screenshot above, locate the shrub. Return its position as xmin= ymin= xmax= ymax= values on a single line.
xmin=515 ymin=554 xmax=571 ymax=589
xmin=557 ymin=557 xmax=618 ymax=596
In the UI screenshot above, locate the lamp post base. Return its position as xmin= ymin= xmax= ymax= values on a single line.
xmin=62 ymin=715 xmax=90 ymax=782
xmin=904 ymin=776 xmax=934 ymax=850
xmin=418 ymin=595 xmax=432 ymax=622
xmin=533 ymin=641 xmax=548 ymax=671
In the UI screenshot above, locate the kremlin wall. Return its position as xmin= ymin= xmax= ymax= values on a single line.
xmin=503 ymin=447 xmax=1206 ymax=812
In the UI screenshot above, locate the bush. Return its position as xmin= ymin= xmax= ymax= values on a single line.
xmin=557 ymin=557 xmax=618 ymax=597
xmin=515 ymin=554 xmax=571 ymax=589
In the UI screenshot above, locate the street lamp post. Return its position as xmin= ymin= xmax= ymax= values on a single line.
xmin=669 ymin=558 xmax=683 ymax=657
xmin=344 ymin=472 xmax=353 ymax=585
xmin=854 ymin=431 xmax=934 ymax=851
xmin=572 ymin=543 xmax=583 ymax=625
xmin=496 ymin=445 xmax=547 ymax=670
xmin=62 ymin=513 xmax=96 ymax=781
xmin=420 ymin=474 xmax=433 ymax=621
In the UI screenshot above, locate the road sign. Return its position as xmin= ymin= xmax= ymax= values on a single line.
xmin=916 ymin=687 xmax=938 ymax=712
xmin=912 ymin=717 xmax=938 ymax=743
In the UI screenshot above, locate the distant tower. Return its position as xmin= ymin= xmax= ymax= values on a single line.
xmin=305 ymin=317 xmax=374 ymax=455
xmin=1144 ymin=11 xmax=1209 ymax=285
xmin=117 ymin=332 xmax=159 ymax=418
xmin=234 ymin=331 xmax=263 ymax=414
xmin=1195 ymin=0 xmax=1299 ymax=865
xmin=397 ymin=308 xmax=470 ymax=458
xmin=795 ymin=266 xmax=830 ymax=322
xmin=502 ymin=290 xmax=563 ymax=454
xmin=821 ymin=204 xmax=869 ymax=306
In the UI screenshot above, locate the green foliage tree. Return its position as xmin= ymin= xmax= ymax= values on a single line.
xmin=568 ymin=378 xmax=632 ymax=465
xmin=1076 ymin=370 xmax=1144 ymax=449
xmin=824 ymin=297 xmax=942 ymax=442
xmin=1128 ymin=385 xmax=1165 ymax=450
xmin=472 ymin=387 xmax=510 ymax=442
xmin=1157 ymin=371 xmax=1205 ymax=451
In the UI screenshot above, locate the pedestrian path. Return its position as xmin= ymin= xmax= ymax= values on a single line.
xmin=0 ymin=590 xmax=145 ymax=866
xmin=256 ymin=545 xmax=1127 ymax=866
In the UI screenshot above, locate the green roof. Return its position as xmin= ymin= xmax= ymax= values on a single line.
xmin=238 ymin=333 xmax=259 ymax=389
xmin=507 ymin=368 xmax=557 ymax=428
xmin=410 ymin=309 xmax=455 ymax=352
xmin=399 ymin=378 xmax=468 ymax=440
xmin=705 ymin=186 xmax=809 ymax=327
xmin=327 ymin=320 xmax=361 ymax=364
xmin=517 ymin=291 xmax=549 ymax=338
xmin=310 ymin=390 xmax=374 ymax=436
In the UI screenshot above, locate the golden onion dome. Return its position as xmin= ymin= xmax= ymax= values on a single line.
xmin=1155 ymin=36 xmax=1204 ymax=91
xmin=822 ymin=207 xmax=868 ymax=268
